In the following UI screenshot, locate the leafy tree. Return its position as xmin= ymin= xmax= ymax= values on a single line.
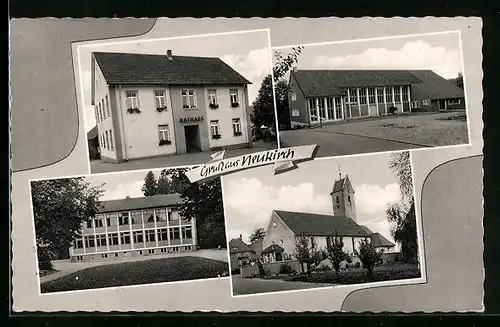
xmin=449 ymin=72 xmax=464 ymax=89
xmin=357 ymin=239 xmax=382 ymax=279
xmin=31 ymin=177 xmax=104 ymax=269
xmin=251 ymin=47 xmax=304 ymax=138
xmin=387 ymin=151 xmax=418 ymax=263
xmin=293 ymin=235 xmax=326 ymax=274
xmin=249 ymin=227 xmax=266 ymax=244
xmin=155 ymin=167 xmax=226 ymax=249
xmin=141 ymin=170 xmax=158 ymax=196
xmin=326 ymin=231 xmax=350 ymax=274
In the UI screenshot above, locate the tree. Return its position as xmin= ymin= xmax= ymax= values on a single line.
xmin=449 ymin=72 xmax=464 ymax=89
xmin=155 ymin=168 xmax=226 ymax=249
xmin=326 ymin=231 xmax=350 ymax=274
xmin=141 ymin=171 xmax=158 ymax=196
xmin=357 ymin=239 xmax=382 ymax=279
xmin=387 ymin=151 xmax=418 ymax=263
xmin=293 ymin=235 xmax=326 ymax=274
xmin=31 ymin=177 xmax=104 ymax=269
xmin=249 ymin=227 xmax=266 ymax=244
xmin=251 ymin=47 xmax=304 ymax=137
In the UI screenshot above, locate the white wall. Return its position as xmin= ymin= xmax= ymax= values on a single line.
xmin=116 ymin=85 xmax=177 ymax=160
xmin=204 ymin=86 xmax=250 ymax=148
xmin=94 ymin=62 xmax=117 ymax=160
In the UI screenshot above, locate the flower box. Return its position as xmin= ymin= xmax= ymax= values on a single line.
xmin=209 ymin=103 xmax=219 ymax=109
xmin=183 ymin=105 xmax=190 ymax=109
xmin=156 ymin=106 xmax=167 ymax=112
xmin=231 ymin=102 xmax=239 ymax=108
xmin=159 ymin=139 xmax=172 ymax=146
xmin=233 ymin=131 xmax=242 ymax=136
xmin=127 ymin=108 xmax=141 ymax=114
xmin=212 ymin=134 xmax=222 ymax=140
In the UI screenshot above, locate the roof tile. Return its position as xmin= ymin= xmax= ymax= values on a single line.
xmin=98 ymin=194 xmax=182 ymax=213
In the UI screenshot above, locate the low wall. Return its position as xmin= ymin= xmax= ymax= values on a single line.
xmin=240 ymin=260 xmax=302 ymax=278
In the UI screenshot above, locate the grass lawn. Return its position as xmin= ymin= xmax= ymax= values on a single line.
xmin=40 ymin=256 xmax=229 ymax=293
xmin=264 ymin=263 xmax=421 ymax=285
xmin=324 ymin=112 xmax=469 ymax=147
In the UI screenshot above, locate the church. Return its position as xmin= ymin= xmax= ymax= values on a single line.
xmin=260 ymin=173 xmax=395 ymax=264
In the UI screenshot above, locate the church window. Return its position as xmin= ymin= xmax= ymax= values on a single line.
xmin=348 ymin=195 xmax=351 ymax=204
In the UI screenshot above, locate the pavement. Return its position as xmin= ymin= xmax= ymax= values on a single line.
xmin=91 ymin=141 xmax=277 ymax=173
xmin=231 ymin=274 xmax=336 ymax=296
xmin=40 ymin=248 xmax=228 ymax=283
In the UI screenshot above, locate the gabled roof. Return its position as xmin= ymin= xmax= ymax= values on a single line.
xmin=92 ymin=52 xmax=252 ymax=86
xmin=87 ymin=125 xmax=98 ymax=140
xmin=262 ymin=244 xmax=284 ymax=255
xmin=331 ymin=178 xmax=346 ymax=194
xmin=98 ymin=194 xmax=182 ymax=213
xmin=409 ymin=70 xmax=465 ymax=100
xmin=229 ymin=238 xmax=254 ymax=254
xmin=274 ymin=210 xmax=369 ymax=237
xmin=370 ymin=232 xmax=395 ymax=248
xmin=358 ymin=225 xmax=374 ymax=234
xmin=291 ymin=69 xmax=423 ymax=97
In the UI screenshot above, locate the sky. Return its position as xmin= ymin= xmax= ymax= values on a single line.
xmin=84 ymin=169 xmax=165 ymax=201
xmin=222 ymin=152 xmax=411 ymax=248
xmin=76 ymin=30 xmax=272 ymax=132
xmin=274 ymin=32 xmax=463 ymax=82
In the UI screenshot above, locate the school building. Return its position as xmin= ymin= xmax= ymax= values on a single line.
xmin=288 ymin=69 xmax=465 ymax=127
xmin=91 ymin=50 xmax=253 ymax=163
xmin=69 ymin=194 xmax=197 ymax=262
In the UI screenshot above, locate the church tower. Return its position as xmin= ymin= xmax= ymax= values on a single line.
xmin=330 ymin=168 xmax=357 ymax=222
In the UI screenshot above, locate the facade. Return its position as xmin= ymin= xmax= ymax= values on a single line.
xmin=91 ymin=51 xmax=253 ymax=163
xmin=261 ymin=174 xmax=395 ymax=264
xmin=228 ymin=236 xmax=256 ymax=269
xmin=69 ymin=194 xmax=197 ymax=262
xmin=288 ymin=69 xmax=466 ymax=127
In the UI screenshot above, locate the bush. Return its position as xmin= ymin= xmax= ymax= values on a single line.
xmin=388 ymin=106 xmax=398 ymax=114
xmin=315 ymin=264 xmax=331 ymax=272
xmin=354 ymin=261 xmax=361 ymax=268
xmin=279 ymin=262 xmax=296 ymax=274
xmin=37 ymin=247 xmax=56 ymax=271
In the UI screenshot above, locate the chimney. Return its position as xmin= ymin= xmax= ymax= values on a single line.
xmin=292 ymin=67 xmax=297 ymax=72
xmin=125 ymin=196 xmax=130 ymax=199
xmin=239 ymin=234 xmax=242 ymax=240
xmin=166 ymin=49 xmax=173 ymax=60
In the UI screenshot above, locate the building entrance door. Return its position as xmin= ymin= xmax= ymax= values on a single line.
xmin=184 ymin=125 xmax=202 ymax=153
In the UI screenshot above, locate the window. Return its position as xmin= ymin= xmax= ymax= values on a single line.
xmin=74 ymin=239 xmax=83 ymax=249
xmin=130 ymin=211 xmax=141 ymax=225
xmin=308 ymin=98 xmax=318 ymax=122
xmin=146 ymin=230 xmax=156 ymax=242
xmin=101 ymin=253 xmax=108 ymax=258
xmin=385 ymin=87 xmax=393 ymax=103
xmin=118 ymin=212 xmax=129 ymax=226
xmin=182 ymin=226 xmax=192 ymax=239
xmin=155 ymin=208 xmax=167 ymax=222
xmin=143 ymin=210 xmax=154 ymax=223
xmin=86 ymin=220 xmax=92 ymax=228
xmin=95 ymin=106 xmax=99 ymax=123
xmin=158 ymin=229 xmax=169 ymax=241
xmin=230 ymin=89 xmax=239 ymax=107
xmin=181 ymin=89 xmax=197 ymax=108
xmin=359 ymin=88 xmax=367 ymax=105
xmin=154 ymin=90 xmax=167 ymax=109
xmin=120 ymin=232 xmax=131 ymax=245
xmin=291 ymin=93 xmax=297 ymax=101
xmin=105 ymin=130 xmax=110 ymax=150
xmin=96 ymin=234 xmax=107 ymax=247
xmin=98 ymin=102 xmax=102 ymax=121
xmin=208 ymin=89 xmax=218 ymax=107
xmin=335 ymin=97 xmax=342 ymax=119
xmin=349 ymin=88 xmax=358 ymax=104
xmin=394 ymin=86 xmax=401 ymax=103
xmin=105 ymin=95 xmax=110 ymax=116
xmin=318 ymin=97 xmax=326 ymax=120
xmin=105 ymin=213 xmax=115 ymax=227
xmin=210 ymin=120 xmax=221 ymax=139
xmin=348 ymin=195 xmax=351 ymax=204
xmin=95 ymin=218 xmax=103 ymax=228
xmin=126 ymin=91 xmax=139 ymax=109
xmin=109 ymin=130 xmax=114 ymax=151
xmin=108 ymin=233 xmax=119 ymax=246
xmin=170 ymin=227 xmax=181 ymax=240
xmin=411 ymin=101 xmax=421 ymax=109
xmin=115 ymin=253 xmax=119 ymax=257
xmin=402 ymin=86 xmax=409 ymax=102
xmin=376 ymin=87 xmax=384 ymax=103
xmin=148 ymin=249 xmax=155 ymax=254
xmin=133 ymin=231 xmax=144 ymax=243
xmin=168 ymin=209 xmax=177 ymax=222
xmin=84 ymin=236 xmax=95 ymax=248
xmin=423 ymin=99 xmax=431 ymax=106
xmin=99 ymin=134 xmax=103 ymax=148
xmin=158 ymin=125 xmax=171 ymax=145
xmin=291 ymin=109 xmax=300 ymax=117
xmin=448 ymin=99 xmax=461 ymax=105
xmin=232 ymin=118 xmax=241 ymax=136
xmin=368 ymin=87 xmax=376 ymax=104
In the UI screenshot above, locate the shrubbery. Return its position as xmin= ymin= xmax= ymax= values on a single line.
xmin=279 ymin=262 xmax=296 ymax=274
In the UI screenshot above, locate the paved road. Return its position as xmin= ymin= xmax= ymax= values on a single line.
xmin=91 ymin=141 xmax=277 ymax=173
xmin=231 ymin=274 xmax=335 ymax=296
xmin=279 ymin=129 xmax=425 ymax=158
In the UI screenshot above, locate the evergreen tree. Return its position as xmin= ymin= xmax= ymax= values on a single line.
xmin=141 ymin=171 xmax=158 ymax=196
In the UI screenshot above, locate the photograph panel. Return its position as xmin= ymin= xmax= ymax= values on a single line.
xmin=273 ymin=31 xmax=470 ymax=158
xmin=223 ymin=151 xmax=423 ymax=297
xmin=30 ymin=167 xmax=229 ymax=294
xmin=74 ymin=29 xmax=279 ymax=174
